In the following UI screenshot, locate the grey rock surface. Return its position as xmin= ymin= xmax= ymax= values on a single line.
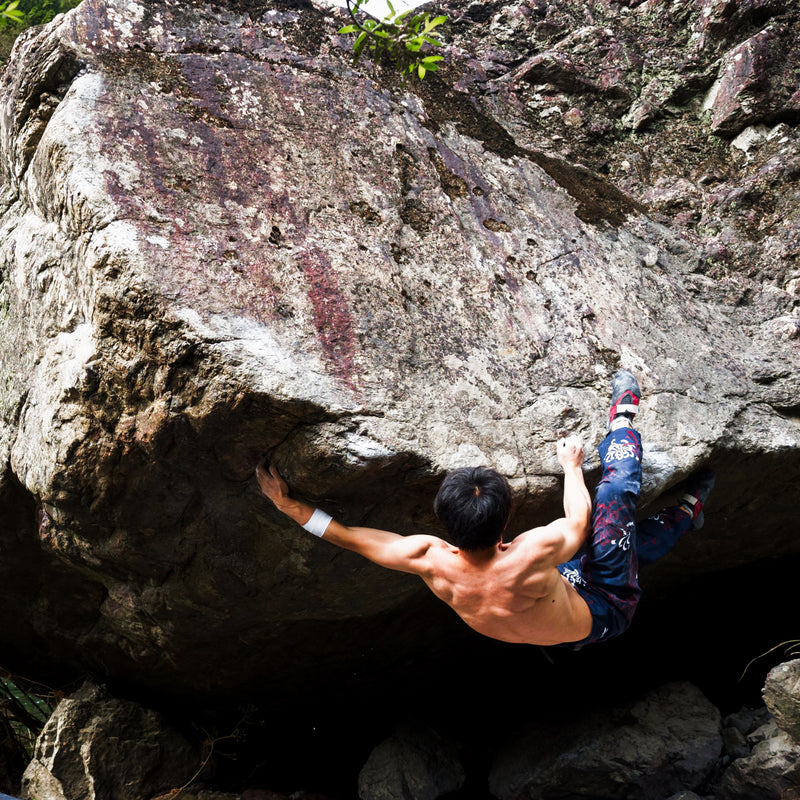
xmin=488 ymin=682 xmax=723 ymax=800
xmin=357 ymin=724 xmax=464 ymax=800
xmin=714 ymin=718 xmax=800 ymax=800
xmin=763 ymin=657 xmax=800 ymax=742
xmin=665 ymin=794 xmax=706 ymax=800
xmin=20 ymin=681 xmax=197 ymax=800
xmin=0 ymin=0 xmax=797 ymax=699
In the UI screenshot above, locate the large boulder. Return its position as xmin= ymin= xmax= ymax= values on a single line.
xmin=488 ymin=682 xmax=723 ymax=800
xmin=0 ymin=0 xmax=798 ymax=701
xmin=20 ymin=681 xmax=198 ymax=800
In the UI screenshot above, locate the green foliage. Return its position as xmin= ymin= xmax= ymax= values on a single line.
xmin=1 ymin=0 xmax=79 ymax=62
xmin=0 ymin=1 xmax=25 ymax=27
xmin=18 ymin=0 xmax=59 ymax=26
xmin=1 ymin=0 xmax=80 ymax=32
xmin=0 ymin=672 xmax=56 ymax=761
xmin=339 ymin=0 xmax=446 ymax=80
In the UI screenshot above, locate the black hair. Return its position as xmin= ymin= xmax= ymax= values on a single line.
xmin=433 ymin=466 xmax=512 ymax=551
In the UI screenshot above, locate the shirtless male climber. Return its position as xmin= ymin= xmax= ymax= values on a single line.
xmin=255 ymin=371 xmax=714 ymax=647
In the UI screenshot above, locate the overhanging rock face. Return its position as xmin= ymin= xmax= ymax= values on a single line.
xmin=0 ymin=0 xmax=798 ymax=697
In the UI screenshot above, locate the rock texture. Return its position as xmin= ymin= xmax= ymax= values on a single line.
xmin=357 ymin=724 xmax=464 ymax=800
xmin=18 ymin=675 xmax=800 ymax=800
xmin=488 ymin=682 xmax=723 ymax=800
xmin=763 ymin=657 xmax=800 ymax=741
xmin=0 ymin=0 xmax=798 ymax=700
xmin=714 ymin=717 xmax=800 ymax=800
xmin=21 ymin=681 xmax=198 ymax=800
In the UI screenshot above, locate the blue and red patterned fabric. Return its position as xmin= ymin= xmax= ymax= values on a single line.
xmin=557 ymin=427 xmax=692 ymax=645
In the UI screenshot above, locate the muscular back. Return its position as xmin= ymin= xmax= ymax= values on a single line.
xmin=420 ymin=526 xmax=593 ymax=646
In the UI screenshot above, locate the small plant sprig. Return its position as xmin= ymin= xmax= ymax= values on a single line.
xmin=339 ymin=0 xmax=446 ymax=80
xmin=0 ymin=0 xmax=25 ymax=26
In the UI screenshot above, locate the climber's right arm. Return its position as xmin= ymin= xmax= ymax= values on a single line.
xmin=255 ymin=462 xmax=443 ymax=575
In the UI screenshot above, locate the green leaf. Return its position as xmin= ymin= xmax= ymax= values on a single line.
xmin=1 ymin=8 xmax=23 ymax=22
xmin=0 ymin=0 xmax=24 ymax=23
xmin=339 ymin=2 xmax=447 ymax=80
xmin=353 ymin=30 xmax=368 ymax=57
xmin=421 ymin=15 xmax=446 ymax=36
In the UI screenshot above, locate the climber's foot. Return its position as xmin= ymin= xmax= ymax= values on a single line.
xmin=681 ymin=468 xmax=715 ymax=530
xmin=609 ymin=370 xmax=641 ymax=430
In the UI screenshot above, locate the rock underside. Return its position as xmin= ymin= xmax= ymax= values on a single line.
xmin=0 ymin=0 xmax=798 ymax=700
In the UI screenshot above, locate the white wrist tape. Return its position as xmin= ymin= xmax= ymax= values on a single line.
xmin=302 ymin=508 xmax=332 ymax=538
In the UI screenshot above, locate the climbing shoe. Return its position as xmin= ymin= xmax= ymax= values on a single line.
xmin=681 ymin=468 xmax=716 ymax=530
xmin=608 ymin=369 xmax=641 ymax=429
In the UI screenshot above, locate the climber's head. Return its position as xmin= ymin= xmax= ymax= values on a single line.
xmin=434 ymin=467 xmax=511 ymax=551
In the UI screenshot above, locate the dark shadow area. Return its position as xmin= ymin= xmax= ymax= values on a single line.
xmin=168 ymin=553 xmax=800 ymax=799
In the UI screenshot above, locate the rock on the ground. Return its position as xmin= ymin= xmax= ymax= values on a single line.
xmin=714 ymin=718 xmax=800 ymax=800
xmin=357 ymin=723 xmax=465 ymax=800
xmin=763 ymin=657 xmax=800 ymax=742
xmin=20 ymin=681 xmax=198 ymax=800
xmin=665 ymin=793 xmax=706 ymax=800
xmin=488 ymin=682 xmax=723 ymax=800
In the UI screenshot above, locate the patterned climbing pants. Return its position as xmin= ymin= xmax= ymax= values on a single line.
xmin=557 ymin=427 xmax=692 ymax=645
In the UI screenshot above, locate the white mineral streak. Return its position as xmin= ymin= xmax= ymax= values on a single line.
xmin=10 ymin=323 xmax=96 ymax=496
xmin=26 ymin=73 xmax=132 ymax=230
